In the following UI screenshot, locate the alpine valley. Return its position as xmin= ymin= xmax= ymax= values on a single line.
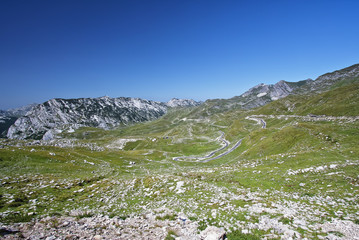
xmin=0 ymin=64 xmax=359 ymax=239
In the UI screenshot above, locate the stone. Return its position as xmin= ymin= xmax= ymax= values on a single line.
xmin=45 ymin=236 xmax=57 ymax=240
xmin=200 ymin=226 xmax=226 ymax=240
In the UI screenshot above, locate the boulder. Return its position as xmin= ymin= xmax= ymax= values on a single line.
xmin=200 ymin=226 xmax=226 ymax=240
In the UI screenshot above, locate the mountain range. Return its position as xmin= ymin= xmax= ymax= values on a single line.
xmin=2 ymin=63 xmax=359 ymax=140
xmin=4 ymin=97 xmax=200 ymax=140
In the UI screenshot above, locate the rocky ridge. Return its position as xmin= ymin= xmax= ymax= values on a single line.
xmin=231 ymin=80 xmax=307 ymax=109
xmin=311 ymin=63 xmax=359 ymax=92
xmin=227 ymin=63 xmax=359 ymax=109
xmin=6 ymin=97 xmax=200 ymax=140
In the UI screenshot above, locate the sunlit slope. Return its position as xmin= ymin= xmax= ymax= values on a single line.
xmin=252 ymin=82 xmax=359 ymax=116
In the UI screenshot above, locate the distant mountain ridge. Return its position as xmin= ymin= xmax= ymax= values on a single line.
xmin=0 ymin=103 xmax=38 ymax=138
xmin=217 ymin=63 xmax=359 ymax=110
xmin=6 ymin=97 xmax=201 ymax=140
xmin=6 ymin=103 xmax=38 ymax=117
xmin=0 ymin=103 xmax=38 ymax=118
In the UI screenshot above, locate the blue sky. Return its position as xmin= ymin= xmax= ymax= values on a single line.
xmin=1 ymin=0 xmax=359 ymax=109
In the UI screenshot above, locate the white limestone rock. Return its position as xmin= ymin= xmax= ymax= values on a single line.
xmin=7 ymin=97 xmax=200 ymax=140
xmin=200 ymin=226 xmax=226 ymax=240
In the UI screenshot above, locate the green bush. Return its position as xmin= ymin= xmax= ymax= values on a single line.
xmin=0 ymin=212 xmax=34 ymax=224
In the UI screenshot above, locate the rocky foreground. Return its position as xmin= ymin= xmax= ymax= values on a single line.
xmin=1 ymin=212 xmax=359 ymax=240
xmin=1 ymin=213 xmax=227 ymax=240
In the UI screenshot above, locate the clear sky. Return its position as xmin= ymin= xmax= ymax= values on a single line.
xmin=1 ymin=0 xmax=359 ymax=109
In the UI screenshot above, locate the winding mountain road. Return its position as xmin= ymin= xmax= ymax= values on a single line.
xmin=173 ymin=116 xmax=267 ymax=163
xmin=173 ymin=131 xmax=229 ymax=162
xmin=200 ymin=138 xmax=242 ymax=162
xmin=260 ymin=119 xmax=266 ymax=128
xmin=173 ymin=131 xmax=243 ymax=163
xmin=245 ymin=116 xmax=266 ymax=129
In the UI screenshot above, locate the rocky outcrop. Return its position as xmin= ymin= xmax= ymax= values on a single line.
xmin=7 ymin=97 xmax=200 ymax=140
xmin=166 ymin=98 xmax=201 ymax=108
xmin=231 ymin=80 xmax=311 ymax=109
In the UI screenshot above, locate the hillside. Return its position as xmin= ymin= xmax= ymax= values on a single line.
xmin=0 ymin=64 xmax=358 ymax=239
xmin=252 ymin=82 xmax=359 ymax=116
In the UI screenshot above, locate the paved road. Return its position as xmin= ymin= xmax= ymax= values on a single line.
xmin=246 ymin=116 xmax=266 ymax=129
xmin=203 ymin=131 xmax=229 ymax=158
xmin=173 ymin=131 xmax=243 ymax=162
xmin=173 ymin=131 xmax=228 ymax=162
xmin=200 ymin=139 xmax=242 ymax=162
xmin=260 ymin=119 xmax=266 ymax=128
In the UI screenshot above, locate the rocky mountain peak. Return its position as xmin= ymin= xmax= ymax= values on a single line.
xmin=233 ymin=80 xmax=297 ymax=109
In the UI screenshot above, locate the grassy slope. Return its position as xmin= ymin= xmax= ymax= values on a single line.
xmin=254 ymin=82 xmax=359 ymax=116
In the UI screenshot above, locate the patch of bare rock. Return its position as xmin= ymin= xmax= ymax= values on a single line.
xmin=0 ymin=214 xmax=226 ymax=240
